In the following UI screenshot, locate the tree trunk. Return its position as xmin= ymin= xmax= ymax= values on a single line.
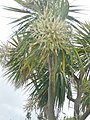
xmin=74 ymin=73 xmax=82 ymax=120
xmin=74 ymin=86 xmax=80 ymax=120
xmin=47 ymin=55 xmax=56 ymax=120
xmin=74 ymin=98 xmax=80 ymax=120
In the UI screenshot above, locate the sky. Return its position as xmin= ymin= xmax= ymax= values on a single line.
xmin=0 ymin=0 xmax=90 ymax=120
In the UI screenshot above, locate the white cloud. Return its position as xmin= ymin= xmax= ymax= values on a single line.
xmin=0 ymin=67 xmax=26 ymax=120
xmin=0 ymin=104 xmax=24 ymax=120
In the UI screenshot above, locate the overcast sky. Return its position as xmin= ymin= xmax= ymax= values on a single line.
xmin=0 ymin=0 xmax=90 ymax=120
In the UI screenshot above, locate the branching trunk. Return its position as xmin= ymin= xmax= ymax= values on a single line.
xmin=73 ymin=74 xmax=82 ymax=120
xmin=48 ymin=55 xmax=56 ymax=120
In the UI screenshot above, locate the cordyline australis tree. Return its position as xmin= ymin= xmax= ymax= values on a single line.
xmin=67 ymin=22 xmax=90 ymax=120
xmin=0 ymin=0 xmax=86 ymax=120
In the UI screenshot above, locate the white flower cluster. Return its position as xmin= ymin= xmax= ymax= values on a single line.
xmin=31 ymin=9 xmax=72 ymax=53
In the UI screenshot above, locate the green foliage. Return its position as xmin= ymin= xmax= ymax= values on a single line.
xmin=64 ymin=117 xmax=74 ymax=120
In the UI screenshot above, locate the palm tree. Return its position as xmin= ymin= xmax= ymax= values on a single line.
xmin=0 ymin=0 xmax=83 ymax=120
xmin=75 ymin=22 xmax=90 ymax=120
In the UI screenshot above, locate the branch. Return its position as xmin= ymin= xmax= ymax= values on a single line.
xmin=73 ymin=74 xmax=79 ymax=83
xmin=67 ymin=95 xmax=75 ymax=103
xmin=80 ymin=108 xmax=90 ymax=120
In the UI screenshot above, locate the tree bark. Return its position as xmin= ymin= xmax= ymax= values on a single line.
xmin=47 ymin=55 xmax=56 ymax=120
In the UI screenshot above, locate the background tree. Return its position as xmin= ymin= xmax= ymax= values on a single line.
xmin=67 ymin=22 xmax=90 ymax=120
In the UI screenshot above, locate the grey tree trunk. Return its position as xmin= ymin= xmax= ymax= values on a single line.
xmin=74 ymin=98 xmax=80 ymax=120
xmin=74 ymin=84 xmax=80 ymax=120
xmin=47 ymin=55 xmax=56 ymax=120
xmin=74 ymin=73 xmax=82 ymax=120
